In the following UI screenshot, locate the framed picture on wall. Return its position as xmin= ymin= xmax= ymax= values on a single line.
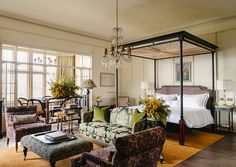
xmin=100 ymin=73 xmax=115 ymax=87
xmin=175 ymin=62 xmax=191 ymax=82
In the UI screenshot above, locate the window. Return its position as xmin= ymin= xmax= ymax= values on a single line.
xmin=1 ymin=44 xmax=92 ymax=107
xmin=75 ymin=55 xmax=92 ymax=86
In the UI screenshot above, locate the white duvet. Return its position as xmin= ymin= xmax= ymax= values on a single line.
xmin=168 ymin=107 xmax=214 ymax=128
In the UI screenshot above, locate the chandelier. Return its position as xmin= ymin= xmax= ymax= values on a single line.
xmin=102 ymin=0 xmax=132 ymax=68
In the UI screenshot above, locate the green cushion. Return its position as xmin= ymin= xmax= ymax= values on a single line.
xmin=130 ymin=109 xmax=145 ymax=128
xmin=92 ymin=106 xmax=110 ymax=123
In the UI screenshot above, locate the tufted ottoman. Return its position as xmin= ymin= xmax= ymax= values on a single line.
xmin=20 ymin=133 xmax=93 ymax=167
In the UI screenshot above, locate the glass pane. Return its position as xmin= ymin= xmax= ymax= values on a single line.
xmin=2 ymin=49 xmax=14 ymax=61
xmin=75 ymin=69 xmax=81 ymax=86
xmin=17 ymin=51 xmax=29 ymax=63
xmin=75 ymin=55 xmax=83 ymax=67
xmin=46 ymin=67 xmax=57 ymax=95
xmin=46 ymin=55 xmax=57 ymax=65
xmin=33 ymin=74 xmax=44 ymax=98
xmin=17 ymin=73 xmax=28 ymax=98
xmin=33 ymin=53 xmax=44 ymax=71
xmin=18 ymin=64 xmax=28 ymax=71
xmin=82 ymin=69 xmax=90 ymax=80
xmin=83 ymin=56 xmax=91 ymax=68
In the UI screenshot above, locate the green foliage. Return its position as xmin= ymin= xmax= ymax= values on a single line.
xmin=49 ymin=76 xmax=79 ymax=98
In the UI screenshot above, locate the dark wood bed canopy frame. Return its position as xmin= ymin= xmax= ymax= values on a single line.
xmin=116 ymin=31 xmax=218 ymax=145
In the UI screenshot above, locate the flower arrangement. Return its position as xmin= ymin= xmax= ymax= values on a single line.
xmin=139 ymin=97 xmax=171 ymax=126
xmin=49 ymin=76 xmax=79 ymax=98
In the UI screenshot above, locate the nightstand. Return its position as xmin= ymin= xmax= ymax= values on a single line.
xmin=215 ymin=105 xmax=234 ymax=133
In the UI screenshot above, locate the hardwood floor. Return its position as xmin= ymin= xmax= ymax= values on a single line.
xmin=176 ymin=133 xmax=236 ymax=167
xmin=0 ymin=121 xmax=236 ymax=167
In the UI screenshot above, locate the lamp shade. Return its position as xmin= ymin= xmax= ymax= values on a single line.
xmin=80 ymin=79 xmax=96 ymax=89
xmin=141 ymin=81 xmax=149 ymax=90
xmin=217 ymin=80 xmax=233 ymax=90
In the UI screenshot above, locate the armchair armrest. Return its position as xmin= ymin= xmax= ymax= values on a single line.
xmin=81 ymin=111 xmax=93 ymax=123
xmin=132 ymin=119 xmax=146 ymax=133
xmin=78 ymin=152 xmax=113 ymax=167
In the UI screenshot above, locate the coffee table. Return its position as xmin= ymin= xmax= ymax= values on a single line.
xmin=20 ymin=131 xmax=93 ymax=167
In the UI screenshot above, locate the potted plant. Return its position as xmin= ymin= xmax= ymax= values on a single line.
xmin=49 ymin=76 xmax=79 ymax=98
xmin=139 ymin=97 xmax=171 ymax=127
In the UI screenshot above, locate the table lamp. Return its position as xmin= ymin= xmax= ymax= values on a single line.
xmin=80 ymin=79 xmax=96 ymax=111
xmin=141 ymin=81 xmax=149 ymax=98
xmin=217 ymin=80 xmax=233 ymax=105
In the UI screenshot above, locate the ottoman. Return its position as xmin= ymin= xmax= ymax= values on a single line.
xmin=20 ymin=133 xmax=93 ymax=167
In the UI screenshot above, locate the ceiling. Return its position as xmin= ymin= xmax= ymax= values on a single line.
xmin=0 ymin=0 xmax=236 ymax=43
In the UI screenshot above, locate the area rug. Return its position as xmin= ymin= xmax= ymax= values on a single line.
xmin=0 ymin=131 xmax=223 ymax=167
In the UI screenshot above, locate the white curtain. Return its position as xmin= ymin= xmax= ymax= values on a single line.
xmin=57 ymin=53 xmax=75 ymax=78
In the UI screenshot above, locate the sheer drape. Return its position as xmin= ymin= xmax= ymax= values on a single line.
xmin=57 ymin=54 xmax=75 ymax=78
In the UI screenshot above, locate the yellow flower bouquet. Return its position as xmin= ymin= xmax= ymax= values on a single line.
xmin=139 ymin=97 xmax=171 ymax=127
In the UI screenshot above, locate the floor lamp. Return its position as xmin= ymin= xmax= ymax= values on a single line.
xmin=80 ymin=79 xmax=96 ymax=111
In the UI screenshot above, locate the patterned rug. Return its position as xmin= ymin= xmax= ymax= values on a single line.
xmin=0 ymin=130 xmax=223 ymax=167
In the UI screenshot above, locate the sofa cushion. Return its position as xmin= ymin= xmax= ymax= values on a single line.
xmin=80 ymin=122 xmax=107 ymax=138
xmin=110 ymin=107 xmax=136 ymax=127
xmin=106 ymin=124 xmax=132 ymax=141
xmin=13 ymin=113 xmax=37 ymax=125
xmin=92 ymin=106 xmax=110 ymax=123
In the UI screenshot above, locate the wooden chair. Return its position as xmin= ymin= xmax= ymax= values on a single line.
xmin=118 ymin=96 xmax=129 ymax=107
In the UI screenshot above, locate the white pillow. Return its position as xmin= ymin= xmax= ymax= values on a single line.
xmin=165 ymin=100 xmax=178 ymax=108
xmin=156 ymin=93 xmax=178 ymax=101
xmin=177 ymin=93 xmax=209 ymax=108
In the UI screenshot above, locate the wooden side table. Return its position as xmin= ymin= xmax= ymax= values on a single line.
xmin=54 ymin=112 xmax=66 ymax=131
xmin=215 ymin=105 xmax=234 ymax=133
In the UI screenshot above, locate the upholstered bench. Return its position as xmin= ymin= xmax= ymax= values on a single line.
xmin=20 ymin=133 xmax=93 ymax=167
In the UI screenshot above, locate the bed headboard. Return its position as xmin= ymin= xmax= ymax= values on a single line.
xmin=156 ymin=85 xmax=215 ymax=110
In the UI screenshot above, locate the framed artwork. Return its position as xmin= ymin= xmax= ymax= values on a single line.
xmin=175 ymin=62 xmax=191 ymax=82
xmin=100 ymin=73 xmax=115 ymax=87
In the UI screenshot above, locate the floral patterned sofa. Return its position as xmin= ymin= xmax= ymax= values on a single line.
xmin=79 ymin=107 xmax=152 ymax=144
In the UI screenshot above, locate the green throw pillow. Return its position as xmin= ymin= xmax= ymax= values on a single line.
xmin=92 ymin=106 xmax=111 ymax=123
xmin=130 ymin=109 xmax=145 ymax=128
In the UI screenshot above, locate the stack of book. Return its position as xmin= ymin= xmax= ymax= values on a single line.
xmin=45 ymin=131 xmax=68 ymax=142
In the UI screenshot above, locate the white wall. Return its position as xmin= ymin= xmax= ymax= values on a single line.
xmin=0 ymin=16 xmax=116 ymax=107
xmin=120 ymin=58 xmax=154 ymax=105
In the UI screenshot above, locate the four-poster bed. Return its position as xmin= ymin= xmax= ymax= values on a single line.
xmin=118 ymin=31 xmax=218 ymax=145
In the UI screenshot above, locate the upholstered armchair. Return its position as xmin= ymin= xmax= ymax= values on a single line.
xmin=5 ymin=106 xmax=51 ymax=152
xmin=71 ymin=127 xmax=166 ymax=167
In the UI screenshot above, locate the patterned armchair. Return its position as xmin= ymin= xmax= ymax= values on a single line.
xmin=72 ymin=127 xmax=166 ymax=167
xmin=5 ymin=106 xmax=51 ymax=152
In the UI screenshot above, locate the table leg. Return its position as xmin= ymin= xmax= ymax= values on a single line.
xmin=57 ymin=115 xmax=59 ymax=130
xmin=67 ymin=116 xmax=70 ymax=133
xmin=231 ymin=110 xmax=233 ymax=133
xmin=229 ymin=111 xmax=230 ymax=132
xmin=23 ymin=146 xmax=28 ymax=160
xmin=60 ymin=117 xmax=63 ymax=131
xmin=219 ymin=111 xmax=221 ymax=129
xmin=71 ymin=115 xmax=74 ymax=134
xmin=50 ymin=160 xmax=55 ymax=167
xmin=215 ymin=111 xmax=218 ymax=131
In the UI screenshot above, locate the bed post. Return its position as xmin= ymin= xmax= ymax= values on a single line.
xmin=154 ymin=60 xmax=157 ymax=90
xmin=179 ymin=36 xmax=185 ymax=145
xmin=116 ymin=68 xmax=119 ymax=107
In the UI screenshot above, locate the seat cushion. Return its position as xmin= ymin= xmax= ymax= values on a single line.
xmin=80 ymin=122 xmax=108 ymax=138
xmin=110 ymin=107 xmax=136 ymax=127
xmin=105 ymin=124 xmax=132 ymax=141
xmin=14 ymin=122 xmax=51 ymax=142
